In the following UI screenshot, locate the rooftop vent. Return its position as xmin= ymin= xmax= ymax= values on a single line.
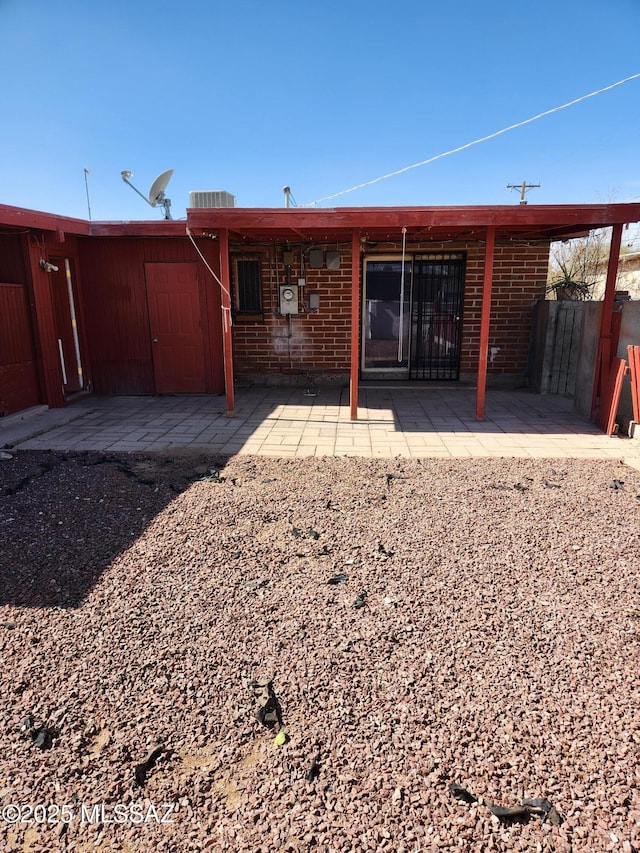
xmin=189 ymin=190 xmax=236 ymax=208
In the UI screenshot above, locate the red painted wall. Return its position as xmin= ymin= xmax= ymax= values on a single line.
xmin=78 ymin=237 xmax=224 ymax=396
xmin=0 ymin=235 xmax=41 ymax=414
xmin=27 ymin=234 xmax=86 ymax=409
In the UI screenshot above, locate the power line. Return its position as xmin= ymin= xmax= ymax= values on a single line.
xmin=303 ymin=72 xmax=640 ymax=207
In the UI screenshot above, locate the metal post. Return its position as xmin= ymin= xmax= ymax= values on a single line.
xmin=476 ymin=225 xmax=495 ymax=420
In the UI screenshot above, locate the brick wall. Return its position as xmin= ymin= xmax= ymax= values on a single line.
xmin=232 ymin=247 xmax=354 ymax=381
xmin=459 ymin=241 xmax=550 ymax=376
xmin=231 ymin=239 xmax=549 ymax=382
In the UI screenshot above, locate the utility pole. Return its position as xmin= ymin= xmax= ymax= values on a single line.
xmin=507 ymin=181 xmax=540 ymax=205
xmin=84 ymin=168 xmax=92 ymax=220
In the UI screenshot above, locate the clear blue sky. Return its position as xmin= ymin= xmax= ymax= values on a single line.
xmin=1 ymin=0 xmax=639 ymax=222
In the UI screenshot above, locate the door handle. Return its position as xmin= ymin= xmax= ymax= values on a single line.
xmin=152 ymin=337 xmax=158 ymax=343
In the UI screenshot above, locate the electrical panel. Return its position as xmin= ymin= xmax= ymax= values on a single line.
xmin=279 ymin=285 xmax=298 ymax=314
xmin=309 ymin=249 xmax=324 ymax=268
xmin=326 ymin=251 xmax=341 ymax=270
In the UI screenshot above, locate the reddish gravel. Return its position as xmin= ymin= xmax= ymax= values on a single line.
xmin=1 ymin=450 xmax=640 ymax=853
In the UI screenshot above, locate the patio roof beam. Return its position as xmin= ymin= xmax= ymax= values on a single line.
xmin=187 ymin=203 xmax=640 ymax=235
xmin=476 ymin=225 xmax=496 ymax=421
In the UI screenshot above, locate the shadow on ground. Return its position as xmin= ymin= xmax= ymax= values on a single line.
xmin=0 ymin=450 xmax=227 ymax=608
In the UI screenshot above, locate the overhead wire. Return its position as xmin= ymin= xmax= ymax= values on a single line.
xmin=303 ymin=72 xmax=640 ymax=207
xmin=186 ymin=227 xmax=233 ymax=332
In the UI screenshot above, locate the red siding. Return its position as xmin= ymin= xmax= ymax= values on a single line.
xmin=78 ymin=237 xmax=224 ymax=396
xmin=0 ymin=282 xmax=40 ymax=414
xmin=23 ymin=234 xmax=88 ymax=409
xmin=0 ymin=233 xmax=29 ymax=282
xmin=79 ymin=239 xmax=152 ymax=394
xmin=0 ymin=234 xmax=40 ymax=413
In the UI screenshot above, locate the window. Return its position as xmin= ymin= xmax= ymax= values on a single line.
xmin=233 ymin=258 xmax=262 ymax=314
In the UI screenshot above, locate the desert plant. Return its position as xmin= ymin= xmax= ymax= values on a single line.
xmin=546 ymin=228 xmax=612 ymax=300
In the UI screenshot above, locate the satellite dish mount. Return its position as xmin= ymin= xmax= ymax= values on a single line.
xmin=120 ymin=169 xmax=174 ymax=219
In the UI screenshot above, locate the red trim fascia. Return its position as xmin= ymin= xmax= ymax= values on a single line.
xmin=88 ymin=221 xmax=189 ymax=238
xmin=0 ymin=204 xmax=90 ymax=236
xmin=187 ymin=203 xmax=640 ymax=234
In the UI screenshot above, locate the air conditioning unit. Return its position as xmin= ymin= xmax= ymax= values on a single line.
xmin=189 ymin=191 xmax=236 ymax=208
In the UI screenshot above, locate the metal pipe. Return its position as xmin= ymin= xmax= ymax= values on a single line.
xmin=65 ymin=259 xmax=83 ymax=388
xmin=57 ymin=339 xmax=68 ymax=385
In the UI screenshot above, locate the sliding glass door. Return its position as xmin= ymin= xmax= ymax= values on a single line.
xmin=362 ymin=259 xmax=411 ymax=373
xmin=362 ymin=254 xmax=465 ymax=379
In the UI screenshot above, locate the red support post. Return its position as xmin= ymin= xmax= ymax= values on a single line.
xmin=218 ymin=228 xmax=235 ymax=416
xmin=476 ymin=225 xmax=495 ymax=421
xmin=350 ymin=230 xmax=361 ymax=421
xmin=590 ymin=222 xmax=623 ymax=420
xmin=25 ymin=235 xmax=65 ymax=408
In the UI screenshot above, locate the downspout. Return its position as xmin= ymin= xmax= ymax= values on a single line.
xmin=590 ymin=222 xmax=623 ymax=420
xmin=350 ymin=229 xmax=361 ymax=421
xmin=476 ymin=225 xmax=495 ymax=420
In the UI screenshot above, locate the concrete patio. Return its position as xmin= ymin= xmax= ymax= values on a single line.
xmin=2 ymin=385 xmax=639 ymax=469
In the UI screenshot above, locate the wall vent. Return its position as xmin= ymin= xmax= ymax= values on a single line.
xmin=189 ymin=190 xmax=236 ymax=208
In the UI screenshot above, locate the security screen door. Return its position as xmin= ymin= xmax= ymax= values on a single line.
xmin=362 ymin=254 xmax=465 ymax=380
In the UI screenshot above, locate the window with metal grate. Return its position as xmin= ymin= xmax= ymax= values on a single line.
xmin=234 ymin=258 xmax=262 ymax=314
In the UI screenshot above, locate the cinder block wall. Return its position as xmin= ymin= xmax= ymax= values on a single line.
xmin=574 ymin=300 xmax=640 ymax=433
xmin=231 ymin=240 xmax=549 ymax=383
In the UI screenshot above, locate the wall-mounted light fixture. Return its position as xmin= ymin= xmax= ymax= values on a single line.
xmin=39 ymin=259 xmax=59 ymax=273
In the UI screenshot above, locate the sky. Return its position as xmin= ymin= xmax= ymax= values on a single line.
xmin=1 ymin=0 xmax=640 ymax=225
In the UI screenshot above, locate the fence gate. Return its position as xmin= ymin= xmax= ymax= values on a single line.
xmin=539 ymin=301 xmax=585 ymax=396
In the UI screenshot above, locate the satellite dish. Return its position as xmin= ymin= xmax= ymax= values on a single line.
xmin=148 ymin=169 xmax=174 ymax=207
xmin=120 ymin=168 xmax=174 ymax=220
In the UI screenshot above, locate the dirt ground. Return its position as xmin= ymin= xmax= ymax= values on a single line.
xmin=1 ymin=450 xmax=640 ymax=853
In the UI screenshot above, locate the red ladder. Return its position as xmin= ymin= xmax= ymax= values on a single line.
xmin=595 ymin=357 xmax=627 ymax=437
xmin=628 ymin=345 xmax=640 ymax=425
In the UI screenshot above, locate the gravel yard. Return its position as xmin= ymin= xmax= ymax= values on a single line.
xmin=1 ymin=450 xmax=640 ymax=853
